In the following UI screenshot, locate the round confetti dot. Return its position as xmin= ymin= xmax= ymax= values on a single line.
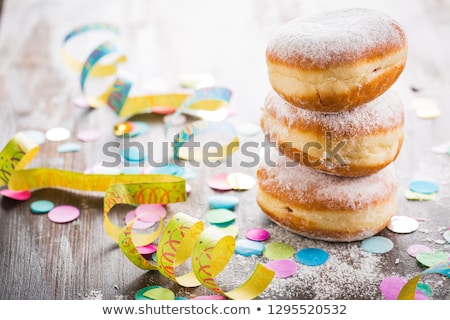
xmin=57 ymin=142 xmax=80 ymax=153
xmin=125 ymin=210 xmax=153 ymax=229
xmin=30 ymin=200 xmax=54 ymax=214
xmin=361 ymin=236 xmax=394 ymax=254
xmin=136 ymin=244 xmax=158 ymax=255
xmin=236 ymin=122 xmax=260 ymax=136
xmin=416 ymin=251 xmax=449 ymax=268
xmin=208 ymin=195 xmax=239 ymax=210
xmin=143 ymin=287 xmax=175 ymax=300
xmin=178 ymin=73 xmax=216 ymax=89
xmin=0 ymin=189 xmax=31 ymax=201
xmin=208 ymin=173 xmax=233 ymax=191
xmin=226 ymin=172 xmax=255 ymax=190
xmin=126 ymin=121 xmax=148 ymax=138
xmin=245 ymin=228 xmax=270 ymax=241
xmin=191 ymin=295 xmax=226 ymax=300
xmin=135 ymin=204 xmax=166 ymax=223
xmin=295 ymin=248 xmax=329 ymax=266
xmin=235 ymin=239 xmax=265 ymax=256
xmin=45 ymin=127 xmax=71 ymax=142
xmin=417 ymin=283 xmax=433 ymax=297
xmin=22 ymin=129 xmax=46 ymax=145
xmin=379 ymin=277 xmax=428 ymax=300
xmin=73 ymin=95 xmax=91 ymax=109
xmin=206 ymin=208 xmax=236 ymax=227
xmin=409 ymin=180 xmax=439 ymax=194
xmin=387 ymin=216 xmax=419 ymax=234
xmin=443 ymin=230 xmax=450 ymax=243
xmin=122 ymin=146 xmax=146 ymax=162
xmin=135 ymin=286 xmax=161 ymax=300
xmin=263 ymin=242 xmax=296 ymax=260
xmin=407 ymin=244 xmax=433 ymax=258
xmin=265 ymin=259 xmax=297 ymax=278
xmin=185 ymin=183 xmax=192 ymax=194
xmin=77 ymin=129 xmax=102 ymax=142
xmin=210 ymin=225 xmax=239 ymax=238
xmin=404 ymin=189 xmax=436 ymax=201
xmin=47 ymin=205 xmax=80 ymax=223
xmin=151 ymin=106 xmax=176 ymax=115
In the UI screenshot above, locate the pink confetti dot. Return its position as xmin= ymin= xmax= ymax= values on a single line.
xmin=208 ymin=173 xmax=232 ymax=191
xmin=407 ymin=244 xmax=432 ymax=257
xmin=136 ymin=244 xmax=158 ymax=255
xmin=265 ymin=259 xmax=297 ymax=278
xmin=0 ymin=189 xmax=31 ymax=201
xmin=245 ymin=228 xmax=270 ymax=241
xmin=379 ymin=277 xmax=427 ymax=300
xmin=191 ymin=295 xmax=226 ymax=300
xmin=77 ymin=129 xmax=102 ymax=142
xmin=135 ymin=204 xmax=166 ymax=223
xmin=48 ymin=205 xmax=80 ymax=223
xmin=125 ymin=210 xmax=153 ymax=229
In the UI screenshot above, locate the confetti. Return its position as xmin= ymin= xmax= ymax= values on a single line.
xmin=234 ymin=239 xmax=265 ymax=256
xmin=264 ymin=242 xmax=296 ymax=260
xmin=205 ymin=208 xmax=236 ymax=227
xmin=124 ymin=210 xmax=153 ymax=230
xmin=191 ymin=295 xmax=226 ymax=300
xmin=135 ymin=286 xmax=161 ymax=300
xmin=226 ymin=172 xmax=255 ymax=190
xmin=208 ymin=195 xmax=239 ymax=210
xmin=379 ymin=277 xmax=427 ymax=300
xmin=0 ymin=189 xmax=31 ymax=201
xmin=136 ymin=243 xmax=158 ymax=255
xmin=143 ymin=287 xmax=175 ymax=300
xmin=410 ymin=97 xmax=441 ymax=119
xmin=361 ymin=236 xmax=394 ymax=254
xmin=295 ymin=248 xmax=329 ymax=266
xmin=387 ymin=215 xmax=419 ymax=233
xmin=408 ymin=180 xmax=439 ymax=194
xmin=45 ymin=127 xmax=71 ymax=142
xmin=245 ymin=228 xmax=270 ymax=241
xmin=208 ymin=173 xmax=233 ymax=191
xmin=30 ymin=200 xmax=54 ymax=214
xmin=151 ymin=106 xmax=176 ymax=115
xmin=178 ymin=73 xmax=216 ymax=89
xmin=416 ymin=251 xmax=449 ymax=268
xmin=77 ymin=129 xmax=102 ymax=142
xmin=113 ymin=121 xmax=135 ymax=136
xmin=265 ymin=259 xmax=298 ymax=278
xmin=135 ymin=204 xmax=166 ymax=224
xmin=404 ymin=189 xmax=436 ymax=201
xmin=57 ymin=142 xmax=81 ymax=153
xmin=407 ymin=244 xmax=433 ymax=258
xmin=431 ymin=140 xmax=450 ymax=154
xmin=443 ymin=230 xmax=450 ymax=243
xmin=47 ymin=205 xmax=80 ymax=223
xmin=210 ymin=225 xmax=239 ymax=238
xmin=22 ymin=129 xmax=46 ymax=145
xmin=122 ymin=146 xmax=146 ymax=162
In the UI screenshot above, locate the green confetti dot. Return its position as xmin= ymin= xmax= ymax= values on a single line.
xmin=135 ymin=286 xmax=161 ymax=300
xmin=143 ymin=287 xmax=175 ymax=300
xmin=206 ymin=209 xmax=236 ymax=226
xmin=416 ymin=251 xmax=449 ymax=268
xmin=417 ymin=283 xmax=433 ymax=297
xmin=263 ymin=242 xmax=295 ymax=260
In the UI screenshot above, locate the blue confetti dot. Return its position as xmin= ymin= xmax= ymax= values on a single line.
xmin=235 ymin=239 xmax=265 ymax=256
xmin=295 ymin=248 xmax=329 ymax=266
xmin=408 ymin=180 xmax=439 ymax=194
xmin=361 ymin=236 xmax=394 ymax=254
xmin=30 ymin=200 xmax=55 ymax=214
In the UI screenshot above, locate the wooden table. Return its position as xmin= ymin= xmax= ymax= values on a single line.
xmin=0 ymin=0 xmax=449 ymax=300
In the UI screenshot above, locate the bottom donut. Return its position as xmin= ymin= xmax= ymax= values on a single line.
xmin=256 ymin=150 xmax=398 ymax=242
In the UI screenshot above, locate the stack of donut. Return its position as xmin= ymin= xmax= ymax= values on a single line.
xmin=256 ymin=8 xmax=407 ymax=242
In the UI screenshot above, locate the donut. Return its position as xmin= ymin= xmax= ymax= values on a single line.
xmin=256 ymin=150 xmax=398 ymax=242
xmin=266 ymin=7 xmax=407 ymax=112
xmin=261 ymin=90 xmax=404 ymax=177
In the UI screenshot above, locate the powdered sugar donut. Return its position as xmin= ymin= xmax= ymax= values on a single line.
xmin=256 ymin=150 xmax=398 ymax=242
xmin=266 ymin=8 xmax=407 ymax=112
xmin=261 ymin=90 xmax=404 ymax=177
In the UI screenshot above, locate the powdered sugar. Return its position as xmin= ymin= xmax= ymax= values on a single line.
xmin=263 ymin=90 xmax=404 ymax=136
xmin=266 ymin=7 xmax=406 ymax=68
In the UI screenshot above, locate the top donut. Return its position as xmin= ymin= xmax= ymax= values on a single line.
xmin=266 ymin=8 xmax=407 ymax=112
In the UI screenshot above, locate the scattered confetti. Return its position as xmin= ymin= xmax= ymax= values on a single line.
xmin=205 ymin=208 xmax=236 ymax=227
xmin=135 ymin=204 xmax=166 ymax=223
xmin=208 ymin=173 xmax=233 ymax=191
xmin=208 ymin=195 xmax=239 ymax=210
xmin=404 ymin=189 xmax=436 ymax=201
xmin=77 ymin=129 xmax=102 ymax=142
xmin=57 ymin=142 xmax=81 ymax=153
xmin=136 ymin=244 xmax=158 ymax=255
xmin=416 ymin=283 xmax=433 ymax=297
xmin=265 ymin=259 xmax=297 ymax=278
xmin=143 ymin=287 xmax=175 ymax=300
xmin=387 ymin=216 xmax=419 ymax=234
xmin=408 ymin=180 xmax=439 ymax=194
xmin=295 ymin=248 xmax=329 ymax=266
xmin=45 ymin=127 xmax=71 ymax=142
xmin=226 ymin=172 xmax=255 ymax=190
xmin=126 ymin=121 xmax=149 ymax=138
xmin=47 ymin=205 xmax=80 ymax=223
xmin=407 ymin=244 xmax=433 ymax=258
xmin=361 ymin=236 xmax=394 ymax=254
xmin=135 ymin=286 xmax=161 ymax=300
xmin=416 ymin=251 xmax=449 ymax=268
xmin=125 ymin=210 xmax=153 ymax=229
xmin=234 ymin=239 xmax=265 ymax=256
xmin=245 ymin=228 xmax=270 ymax=241
xmin=264 ymin=242 xmax=296 ymax=260
xmin=30 ymin=200 xmax=54 ymax=214
xmin=379 ymin=277 xmax=427 ymax=300
xmin=443 ymin=230 xmax=450 ymax=243
xmin=122 ymin=146 xmax=146 ymax=162
xmin=0 ymin=189 xmax=31 ymax=201
xmin=22 ymin=129 xmax=46 ymax=145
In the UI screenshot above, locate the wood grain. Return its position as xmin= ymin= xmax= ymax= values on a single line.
xmin=0 ymin=0 xmax=449 ymax=300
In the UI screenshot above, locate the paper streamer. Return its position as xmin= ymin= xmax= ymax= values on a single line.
xmin=397 ymin=261 xmax=450 ymax=300
xmin=62 ymin=23 xmax=232 ymax=120
xmin=173 ymin=120 xmax=239 ymax=162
